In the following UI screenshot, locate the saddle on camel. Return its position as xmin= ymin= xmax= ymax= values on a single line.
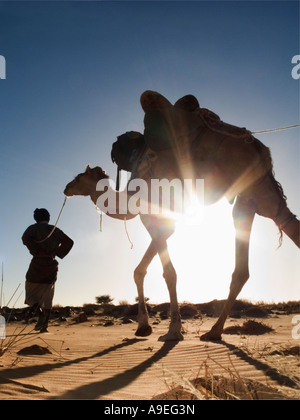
xmin=111 ymin=90 xmax=263 ymax=202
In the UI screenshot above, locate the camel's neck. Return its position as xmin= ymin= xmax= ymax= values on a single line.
xmin=89 ymin=187 xmax=101 ymax=207
xmin=89 ymin=179 xmax=137 ymax=221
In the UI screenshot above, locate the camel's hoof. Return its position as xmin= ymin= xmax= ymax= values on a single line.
xmin=158 ymin=332 xmax=184 ymax=342
xmin=135 ymin=325 xmax=152 ymax=337
xmin=200 ymin=331 xmax=222 ymax=342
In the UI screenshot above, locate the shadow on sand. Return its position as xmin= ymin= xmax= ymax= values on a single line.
xmin=52 ymin=340 xmax=179 ymax=399
xmin=0 ymin=338 xmax=179 ymax=399
xmin=1 ymin=336 xmax=298 ymax=399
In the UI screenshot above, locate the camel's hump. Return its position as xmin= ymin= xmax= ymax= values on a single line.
xmin=140 ymin=90 xmax=172 ymax=112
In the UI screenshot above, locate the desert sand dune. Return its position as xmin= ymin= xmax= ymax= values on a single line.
xmin=0 ymin=308 xmax=299 ymax=400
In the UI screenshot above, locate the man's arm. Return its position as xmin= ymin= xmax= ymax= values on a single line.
xmin=56 ymin=233 xmax=74 ymax=259
xmin=22 ymin=227 xmax=40 ymax=256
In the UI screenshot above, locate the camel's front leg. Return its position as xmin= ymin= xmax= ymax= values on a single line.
xmin=157 ymin=240 xmax=183 ymax=342
xmin=201 ymin=196 xmax=255 ymax=342
xmin=134 ymin=241 xmax=157 ymax=337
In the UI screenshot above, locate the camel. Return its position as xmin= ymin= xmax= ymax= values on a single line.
xmin=64 ymin=91 xmax=299 ymax=342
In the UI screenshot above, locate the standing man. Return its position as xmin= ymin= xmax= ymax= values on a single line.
xmin=22 ymin=208 xmax=73 ymax=332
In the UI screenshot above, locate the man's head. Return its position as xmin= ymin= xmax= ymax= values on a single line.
xmin=34 ymin=208 xmax=50 ymax=223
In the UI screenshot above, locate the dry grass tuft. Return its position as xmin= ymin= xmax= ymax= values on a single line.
xmin=223 ymin=320 xmax=274 ymax=335
xmin=154 ymin=353 xmax=297 ymax=400
xmin=154 ymin=372 xmax=292 ymax=400
xmin=270 ymin=345 xmax=300 ymax=357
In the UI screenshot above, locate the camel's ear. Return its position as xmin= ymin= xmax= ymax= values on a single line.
xmin=95 ymin=166 xmax=107 ymax=178
xmin=85 ymin=164 xmax=91 ymax=173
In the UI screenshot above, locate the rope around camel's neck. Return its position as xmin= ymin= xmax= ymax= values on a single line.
xmin=35 ymin=195 xmax=68 ymax=243
xmin=88 ymin=179 xmax=135 ymax=247
xmin=89 ymin=180 xmax=137 ymax=221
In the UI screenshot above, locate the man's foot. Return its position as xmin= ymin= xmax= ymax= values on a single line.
xmin=39 ymin=325 xmax=49 ymax=333
xmin=34 ymin=316 xmax=46 ymax=331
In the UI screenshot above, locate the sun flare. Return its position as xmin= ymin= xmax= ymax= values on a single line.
xmin=168 ymin=198 xmax=236 ymax=302
xmin=172 ymin=192 xmax=205 ymax=226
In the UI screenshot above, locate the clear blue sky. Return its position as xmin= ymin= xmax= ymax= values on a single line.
xmin=0 ymin=1 xmax=299 ymax=307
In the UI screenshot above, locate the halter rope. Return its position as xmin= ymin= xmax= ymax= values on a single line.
xmin=35 ymin=196 xmax=68 ymax=243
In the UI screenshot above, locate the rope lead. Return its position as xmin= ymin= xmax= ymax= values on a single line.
xmin=252 ymin=124 xmax=300 ymax=134
xmin=35 ymin=196 xmax=68 ymax=243
xmin=124 ymin=217 xmax=134 ymax=249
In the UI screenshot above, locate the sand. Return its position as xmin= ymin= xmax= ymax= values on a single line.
xmin=0 ymin=309 xmax=299 ymax=400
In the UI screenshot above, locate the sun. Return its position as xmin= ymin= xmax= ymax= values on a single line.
xmin=173 ymin=192 xmax=205 ymax=227
xmin=168 ymin=197 xmax=236 ymax=303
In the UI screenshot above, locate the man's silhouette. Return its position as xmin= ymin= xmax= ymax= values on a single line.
xmin=22 ymin=208 xmax=73 ymax=332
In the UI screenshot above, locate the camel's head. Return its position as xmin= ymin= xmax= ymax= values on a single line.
xmin=64 ymin=165 xmax=108 ymax=197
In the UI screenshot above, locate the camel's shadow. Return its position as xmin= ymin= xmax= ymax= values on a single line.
xmin=211 ymin=339 xmax=299 ymax=389
xmin=50 ymin=339 xmax=179 ymax=399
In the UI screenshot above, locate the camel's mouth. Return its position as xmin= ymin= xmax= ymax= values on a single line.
xmin=64 ymin=190 xmax=72 ymax=197
xmin=64 ymin=180 xmax=76 ymax=197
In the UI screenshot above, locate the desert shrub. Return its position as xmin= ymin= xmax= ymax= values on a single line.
xmin=135 ymin=296 xmax=150 ymax=303
xmin=95 ymin=295 xmax=114 ymax=305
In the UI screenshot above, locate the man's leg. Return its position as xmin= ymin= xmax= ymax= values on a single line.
xmin=39 ymin=309 xmax=51 ymax=333
xmin=26 ymin=303 xmax=42 ymax=323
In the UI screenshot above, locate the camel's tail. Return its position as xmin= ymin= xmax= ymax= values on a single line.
xmin=269 ymin=173 xmax=288 ymax=246
xmin=268 ymin=172 xmax=299 ymax=248
xmin=253 ymin=139 xmax=298 ymax=247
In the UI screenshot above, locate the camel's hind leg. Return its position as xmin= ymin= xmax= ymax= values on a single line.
xmin=201 ymin=195 xmax=255 ymax=341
